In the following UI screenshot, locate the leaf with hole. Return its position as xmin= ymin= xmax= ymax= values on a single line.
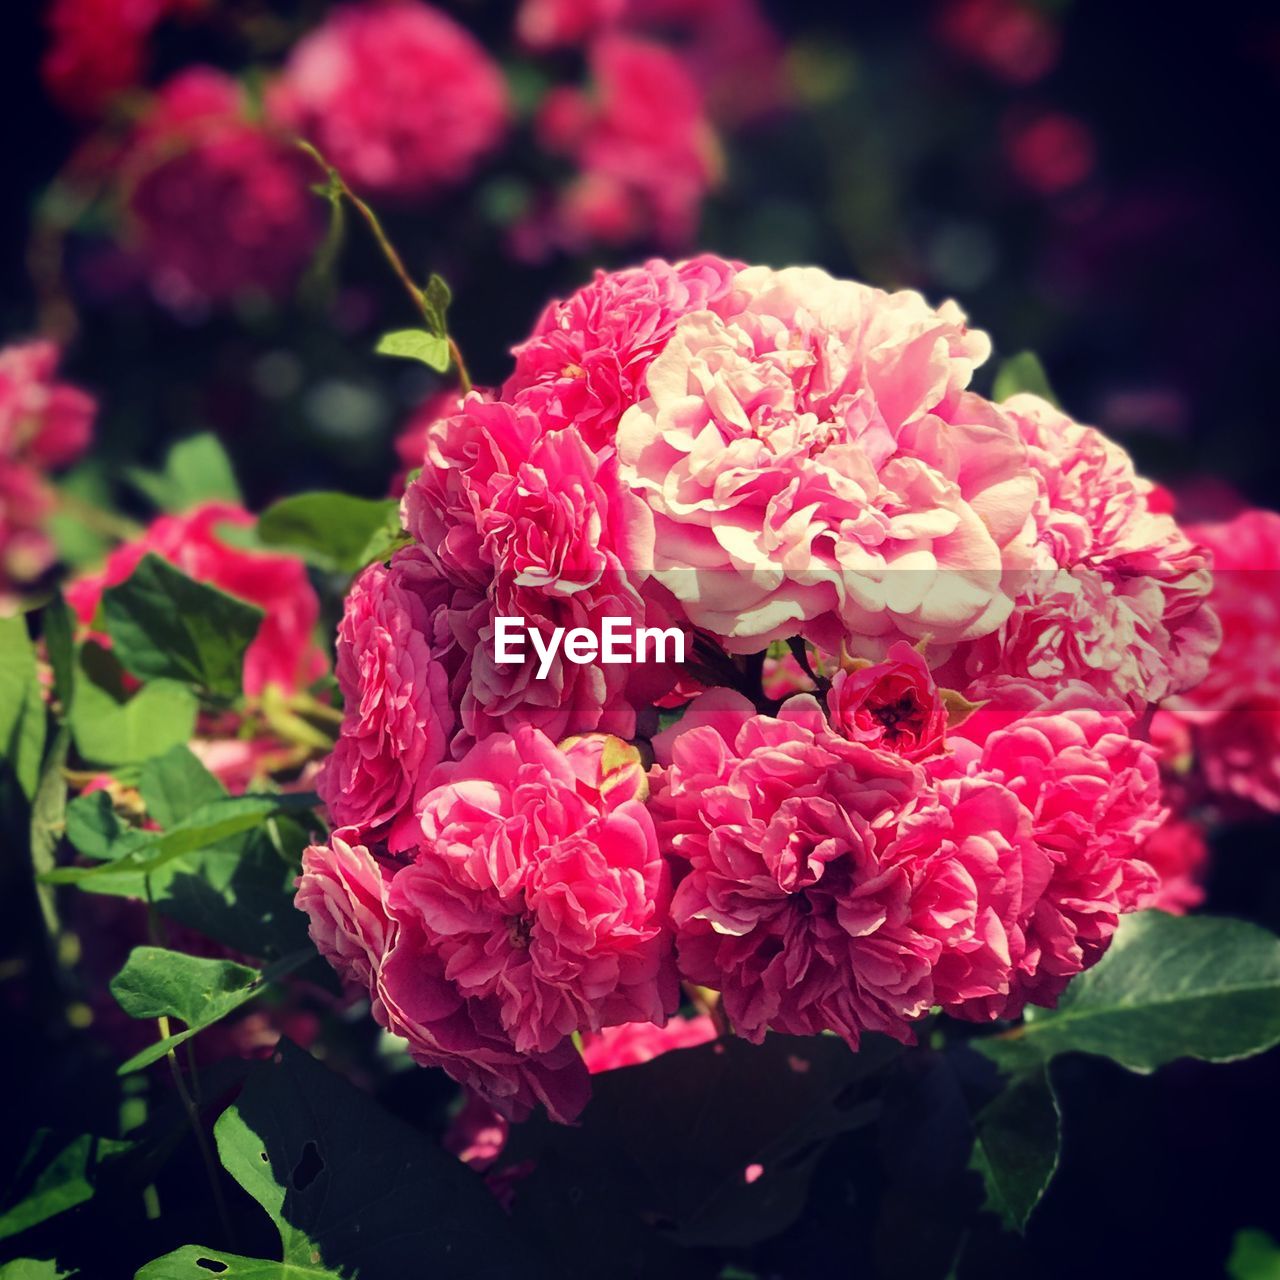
xmin=135 ymin=1041 xmax=541 ymax=1279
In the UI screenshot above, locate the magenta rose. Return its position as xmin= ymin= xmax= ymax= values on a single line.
xmin=827 ymin=641 xmax=948 ymax=760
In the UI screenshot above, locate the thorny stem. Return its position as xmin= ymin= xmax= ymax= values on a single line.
xmin=296 ymin=139 xmax=473 ymax=394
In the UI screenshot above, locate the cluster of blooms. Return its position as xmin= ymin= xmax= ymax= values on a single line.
xmin=297 ymin=257 xmax=1219 ymax=1124
xmin=0 ymin=341 xmax=95 ymax=607
xmin=44 ymin=0 xmax=784 ymax=306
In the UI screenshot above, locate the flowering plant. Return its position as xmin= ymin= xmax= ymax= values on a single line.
xmin=7 ymin=7 xmax=1280 ymax=1278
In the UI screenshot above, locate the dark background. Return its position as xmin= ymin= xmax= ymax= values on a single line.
xmin=4 ymin=2 xmax=1280 ymax=1275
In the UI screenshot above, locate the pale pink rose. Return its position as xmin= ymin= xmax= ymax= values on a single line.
xmin=269 ymin=0 xmax=508 ymax=202
xmin=297 ymin=830 xmax=590 ymax=1122
xmin=318 ymin=547 xmax=468 ymax=852
xmin=1 ymin=341 xmax=96 ymax=598
xmin=533 ymin=35 xmax=722 ymax=250
xmin=946 ymin=680 xmax=1163 ymax=1012
xmin=655 ymin=691 xmax=942 ymax=1047
xmin=66 ymin=502 xmax=326 ymax=697
xmin=828 ymin=642 xmax=948 ymax=761
xmin=617 ymin=265 xmax=1037 ymax=654
xmin=951 ymin=393 xmax=1218 ymax=709
xmin=504 ymin=254 xmax=739 ymax=449
xmin=1138 ymin=814 xmax=1208 ymax=915
xmin=580 ymin=1013 xmax=717 ymax=1071
xmin=123 ymin=68 xmax=322 ymax=309
xmin=391 ymin=727 xmax=677 ymax=1058
xmin=761 ymin=648 xmax=816 ymax=700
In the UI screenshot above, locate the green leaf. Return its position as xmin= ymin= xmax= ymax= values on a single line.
xmin=978 ymin=911 xmax=1280 ymax=1075
xmin=137 ymin=1040 xmax=539 ymax=1280
xmin=56 ymin=817 xmax=314 ymax=960
xmin=42 ymin=593 xmax=76 ymax=716
xmin=422 ymin=273 xmax=452 ymax=334
xmin=0 ymin=615 xmax=47 ymax=800
xmin=136 ymin=1245 xmax=340 ymax=1279
xmin=102 ymin=554 xmax=264 ymax=698
xmin=28 ymin=727 xmax=70 ymax=935
xmin=125 ymin=433 xmax=242 ymax=513
xmin=47 ymin=463 xmax=112 ymax=570
xmin=992 ymin=351 xmax=1059 ymax=406
xmin=0 ymin=1260 xmax=76 ymax=1279
xmin=110 ymin=946 xmax=291 ymax=1073
xmin=41 ymin=792 xmax=317 ymax=887
xmin=1229 ymin=1230 xmax=1280 ymax=1280
xmin=374 ymin=328 xmax=450 ymax=372
xmin=0 ymin=1131 xmax=129 ymax=1243
xmin=258 ymin=492 xmax=403 ymax=574
xmin=69 ymin=643 xmax=198 ymax=767
xmin=64 ymin=789 xmax=130 ymax=860
xmin=967 ymin=1066 xmax=1060 ymax=1234
xmin=138 ymin=744 xmax=227 ymax=827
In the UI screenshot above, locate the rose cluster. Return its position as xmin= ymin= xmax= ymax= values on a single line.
xmin=298 ymin=257 xmax=1218 ymax=1122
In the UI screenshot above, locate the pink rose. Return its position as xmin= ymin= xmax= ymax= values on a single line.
xmin=827 ymin=642 xmax=947 ymax=760
xmin=504 ymin=254 xmax=739 ymax=449
xmin=946 ymin=681 xmax=1163 ymax=1012
xmin=65 ymin=501 xmax=326 ymax=697
xmin=617 ymin=265 xmax=1037 ymax=654
xmin=655 ymin=691 xmax=939 ymax=1047
xmin=318 ymin=547 xmax=469 ymax=850
xmin=269 ymin=0 xmax=508 ymax=202
xmin=123 ymin=68 xmax=322 ymax=309
xmin=558 ymin=732 xmax=650 ymax=809
xmin=297 ymin=830 xmax=590 ymax=1123
xmin=392 ymin=727 xmax=677 ymax=1057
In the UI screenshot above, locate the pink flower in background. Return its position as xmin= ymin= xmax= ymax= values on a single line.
xmin=505 ymin=254 xmax=738 ymax=448
xmin=617 ymin=265 xmax=1037 ymax=653
xmin=947 ymin=681 xmax=1163 ymax=1012
xmin=393 ymin=727 xmax=676 ymax=1057
xmin=533 ymin=36 xmax=721 ymax=251
xmin=1 ymin=340 xmax=96 ymax=598
xmin=269 ymin=0 xmax=508 ymax=202
xmin=952 ymin=393 xmax=1218 ymax=710
xmin=936 ymin=0 xmax=1061 ymax=85
xmin=1139 ymin=814 xmax=1208 ymax=915
xmin=123 ymin=68 xmax=322 ymax=309
xmin=580 ymin=1012 xmax=717 ymax=1070
xmin=318 ymin=547 xmax=467 ymax=851
xmin=391 ymin=388 xmax=461 ymax=496
xmin=516 ymin=0 xmax=624 ymax=48
xmin=1005 ymin=112 xmax=1097 ymax=196
xmin=41 ymin=0 xmax=198 ymax=117
xmin=65 ymin=501 xmax=326 ymax=696
xmin=828 ymin=642 xmax=948 ymax=761
xmin=558 ymin=733 xmax=650 ymax=809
